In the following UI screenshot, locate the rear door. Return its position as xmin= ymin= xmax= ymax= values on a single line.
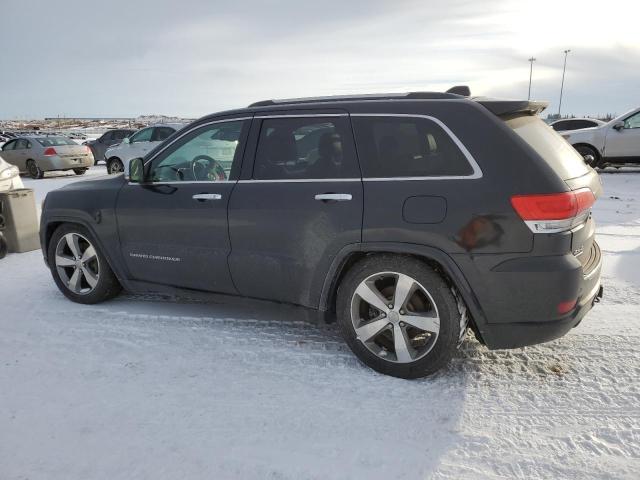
xmin=228 ymin=112 xmax=363 ymax=308
xmin=116 ymin=118 xmax=251 ymax=293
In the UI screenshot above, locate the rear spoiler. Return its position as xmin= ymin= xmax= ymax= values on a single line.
xmin=473 ymin=97 xmax=549 ymax=116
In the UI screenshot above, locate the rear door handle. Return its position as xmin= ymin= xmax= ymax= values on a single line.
xmin=314 ymin=193 xmax=352 ymax=201
xmin=192 ymin=193 xmax=222 ymax=201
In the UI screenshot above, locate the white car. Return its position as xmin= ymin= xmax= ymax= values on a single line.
xmin=105 ymin=123 xmax=186 ymax=174
xmin=0 ymin=154 xmax=24 ymax=191
xmin=562 ymin=107 xmax=640 ymax=168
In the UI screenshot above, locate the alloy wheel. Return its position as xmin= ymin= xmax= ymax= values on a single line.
xmin=109 ymin=160 xmax=123 ymax=174
xmin=54 ymin=233 xmax=100 ymax=295
xmin=350 ymin=271 xmax=440 ymax=363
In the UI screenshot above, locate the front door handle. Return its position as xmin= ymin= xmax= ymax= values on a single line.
xmin=192 ymin=193 xmax=222 ymax=201
xmin=314 ymin=193 xmax=352 ymax=202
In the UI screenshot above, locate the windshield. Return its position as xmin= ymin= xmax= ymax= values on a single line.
xmin=505 ymin=115 xmax=590 ymax=180
xmin=35 ymin=137 xmax=77 ymax=147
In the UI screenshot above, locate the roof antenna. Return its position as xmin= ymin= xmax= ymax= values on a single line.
xmin=446 ymin=86 xmax=471 ymax=97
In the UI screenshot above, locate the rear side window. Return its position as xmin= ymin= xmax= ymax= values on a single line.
xmin=352 ymin=116 xmax=474 ymax=178
xmin=253 ymin=117 xmax=359 ymax=180
xmin=152 ymin=127 xmax=176 ymax=142
xmin=505 ymin=115 xmax=589 ymax=180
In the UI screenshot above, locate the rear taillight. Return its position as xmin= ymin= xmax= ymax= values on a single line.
xmin=43 ymin=147 xmax=57 ymax=156
xmin=511 ymin=188 xmax=595 ymax=233
xmin=84 ymin=145 xmax=91 ymax=153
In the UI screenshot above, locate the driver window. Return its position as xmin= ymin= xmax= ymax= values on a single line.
xmin=130 ymin=128 xmax=154 ymax=143
xmin=624 ymin=112 xmax=640 ymax=129
xmin=149 ymin=120 xmax=248 ymax=182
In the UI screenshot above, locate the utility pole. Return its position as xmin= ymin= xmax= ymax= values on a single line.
xmin=558 ymin=49 xmax=571 ymax=117
xmin=527 ymin=57 xmax=536 ymax=100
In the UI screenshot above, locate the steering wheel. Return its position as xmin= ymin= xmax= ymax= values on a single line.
xmin=192 ymin=155 xmax=227 ymax=181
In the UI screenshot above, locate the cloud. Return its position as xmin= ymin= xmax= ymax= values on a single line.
xmin=0 ymin=0 xmax=638 ymax=118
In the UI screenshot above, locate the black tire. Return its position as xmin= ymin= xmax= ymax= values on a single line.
xmin=336 ymin=254 xmax=460 ymax=379
xmin=0 ymin=233 xmax=7 ymax=259
xmin=26 ymin=159 xmax=44 ymax=179
xmin=575 ymin=145 xmax=601 ymax=168
xmin=107 ymin=158 xmax=124 ymax=175
xmin=48 ymin=223 xmax=122 ymax=304
xmin=73 ymin=168 xmax=88 ymax=175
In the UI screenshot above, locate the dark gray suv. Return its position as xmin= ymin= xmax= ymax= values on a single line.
xmin=85 ymin=129 xmax=134 ymax=165
xmin=40 ymin=89 xmax=603 ymax=378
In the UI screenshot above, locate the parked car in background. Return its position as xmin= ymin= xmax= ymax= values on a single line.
xmin=562 ymin=107 xmax=640 ymax=167
xmin=105 ymin=124 xmax=184 ymax=174
xmin=40 ymin=89 xmax=603 ymax=378
xmin=85 ymin=129 xmax=134 ymax=165
xmin=550 ymin=118 xmax=605 ymax=132
xmin=0 ymin=136 xmax=93 ymax=179
xmin=0 ymin=154 xmax=24 ymax=191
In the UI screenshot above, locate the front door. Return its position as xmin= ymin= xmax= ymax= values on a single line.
xmin=605 ymin=110 xmax=640 ymax=160
xmin=116 ymin=118 xmax=251 ymax=293
xmin=228 ymin=113 xmax=363 ymax=308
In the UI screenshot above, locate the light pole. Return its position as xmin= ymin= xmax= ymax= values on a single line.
xmin=527 ymin=57 xmax=536 ymax=100
xmin=558 ymin=49 xmax=571 ymax=117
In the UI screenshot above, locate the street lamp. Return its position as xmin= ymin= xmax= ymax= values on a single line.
xmin=528 ymin=57 xmax=536 ymax=100
xmin=558 ymin=49 xmax=571 ymax=117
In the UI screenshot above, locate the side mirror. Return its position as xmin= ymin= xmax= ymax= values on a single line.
xmin=613 ymin=121 xmax=625 ymax=131
xmin=129 ymin=157 xmax=144 ymax=183
xmin=122 ymin=137 xmax=130 ymax=144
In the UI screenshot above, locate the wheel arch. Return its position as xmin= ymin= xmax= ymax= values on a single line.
xmin=319 ymin=243 xmax=489 ymax=342
xmin=572 ymin=142 xmax=601 ymax=159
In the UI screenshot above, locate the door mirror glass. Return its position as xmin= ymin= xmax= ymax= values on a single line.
xmin=129 ymin=157 xmax=144 ymax=183
xmin=122 ymin=136 xmax=130 ymax=144
xmin=613 ymin=121 xmax=625 ymax=131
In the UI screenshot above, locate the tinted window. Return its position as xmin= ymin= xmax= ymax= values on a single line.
xmin=15 ymin=139 xmax=30 ymax=149
xmin=35 ymin=137 xmax=76 ymax=147
xmin=2 ymin=140 xmax=16 ymax=150
xmin=253 ymin=117 xmax=359 ymax=180
xmin=113 ymin=130 xmax=130 ymax=140
xmin=506 ymin=115 xmax=589 ymax=180
xmin=352 ymin=116 xmax=473 ymax=178
xmin=152 ymin=126 xmax=176 ymax=142
xmin=150 ymin=120 xmax=248 ymax=182
xmin=130 ymin=128 xmax=154 ymax=143
xmin=551 ymin=120 xmax=570 ymax=131
xmin=574 ymin=120 xmax=596 ymax=129
xmin=100 ymin=131 xmax=114 ymax=142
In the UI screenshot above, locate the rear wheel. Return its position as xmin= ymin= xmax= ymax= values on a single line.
xmin=107 ymin=158 xmax=124 ymax=175
xmin=26 ymin=159 xmax=44 ymax=179
xmin=575 ymin=145 xmax=600 ymax=168
xmin=48 ymin=224 xmax=121 ymax=304
xmin=73 ymin=168 xmax=88 ymax=175
xmin=337 ymin=255 xmax=460 ymax=379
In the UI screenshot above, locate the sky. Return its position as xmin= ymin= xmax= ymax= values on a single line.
xmin=1 ymin=0 xmax=638 ymax=119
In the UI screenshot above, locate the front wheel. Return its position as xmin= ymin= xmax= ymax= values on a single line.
xmin=73 ymin=168 xmax=88 ymax=175
xmin=337 ymin=255 xmax=460 ymax=379
xmin=575 ymin=145 xmax=600 ymax=168
xmin=107 ymin=158 xmax=124 ymax=175
xmin=48 ymin=223 xmax=122 ymax=304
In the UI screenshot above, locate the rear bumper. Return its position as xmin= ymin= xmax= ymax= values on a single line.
xmin=454 ymin=242 xmax=603 ymax=349
xmin=40 ymin=155 xmax=93 ymax=171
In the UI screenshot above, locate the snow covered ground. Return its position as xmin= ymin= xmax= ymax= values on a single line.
xmin=1 ymin=167 xmax=639 ymax=479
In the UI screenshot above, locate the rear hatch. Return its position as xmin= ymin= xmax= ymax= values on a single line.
xmin=478 ymin=99 xmax=601 ymax=275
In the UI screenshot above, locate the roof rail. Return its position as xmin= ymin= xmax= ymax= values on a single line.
xmin=248 ymin=90 xmax=465 ymax=108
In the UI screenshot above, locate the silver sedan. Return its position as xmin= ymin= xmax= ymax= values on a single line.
xmin=0 ymin=136 xmax=94 ymax=179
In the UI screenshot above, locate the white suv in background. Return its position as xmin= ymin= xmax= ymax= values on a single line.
xmin=562 ymin=107 xmax=640 ymax=168
xmin=105 ymin=123 xmax=186 ymax=174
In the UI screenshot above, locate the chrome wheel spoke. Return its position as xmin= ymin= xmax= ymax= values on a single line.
xmin=403 ymin=313 xmax=440 ymax=334
xmin=65 ymin=233 xmax=81 ymax=258
xmin=355 ymin=318 xmax=389 ymax=342
xmin=81 ymin=245 xmax=97 ymax=263
xmin=81 ymin=266 xmax=98 ymax=288
xmin=68 ymin=268 xmax=82 ymax=293
xmin=393 ymin=324 xmax=413 ymax=362
xmin=393 ymin=273 xmax=415 ymax=309
xmin=355 ymin=282 xmax=389 ymax=313
xmin=55 ymin=254 xmax=76 ymax=268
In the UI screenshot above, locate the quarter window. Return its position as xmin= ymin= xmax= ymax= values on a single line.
xmin=253 ymin=117 xmax=359 ymax=180
xmin=352 ymin=116 xmax=474 ymax=178
xmin=149 ymin=120 xmax=248 ymax=182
